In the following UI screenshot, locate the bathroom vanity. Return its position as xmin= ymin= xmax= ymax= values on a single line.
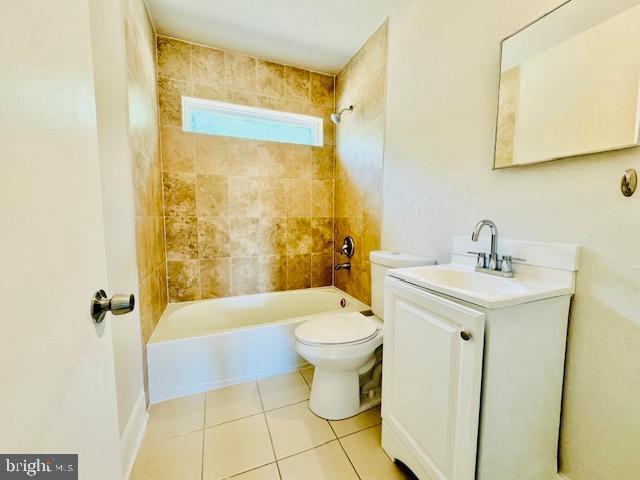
xmin=381 ymin=237 xmax=579 ymax=480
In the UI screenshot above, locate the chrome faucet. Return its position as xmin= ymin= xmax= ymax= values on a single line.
xmin=470 ymin=220 xmax=525 ymax=277
xmin=335 ymin=262 xmax=351 ymax=271
xmin=471 ymin=219 xmax=499 ymax=270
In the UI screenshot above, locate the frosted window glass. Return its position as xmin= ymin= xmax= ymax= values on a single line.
xmin=182 ymin=97 xmax=323 ymax=147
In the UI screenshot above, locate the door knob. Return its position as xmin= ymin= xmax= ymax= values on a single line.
xmin=460 ymin=331 xmax=472 ymax=341
xmin=91 ymin=290 xmax=135 ymax=323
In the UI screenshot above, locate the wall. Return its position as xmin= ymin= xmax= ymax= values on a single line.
xmin=334 ymin=23 xmax=387 ymax=305
xmin=156 ymin=36 xmax=335 ymax=301
xmin=123 ymin=0 xmax=167 ymax=391
xmin=90 ymin=0 xmax=147 ymax=470
xmin=383 ymin=0 xmax=640 ymax=478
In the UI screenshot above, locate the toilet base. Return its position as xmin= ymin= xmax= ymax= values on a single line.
xmin=308 ymin=368 xmax=382 ymax=420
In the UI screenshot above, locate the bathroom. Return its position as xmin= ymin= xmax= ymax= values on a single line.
xmin=1 ymin=0 xmax=639 ymax=479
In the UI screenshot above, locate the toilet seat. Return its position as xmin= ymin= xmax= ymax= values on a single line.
xmin=295 ymin=312 xmax=379 ymax=347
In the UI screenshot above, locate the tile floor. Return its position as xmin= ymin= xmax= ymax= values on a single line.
xmin=131 ymin=367 xmax=414 ymax=480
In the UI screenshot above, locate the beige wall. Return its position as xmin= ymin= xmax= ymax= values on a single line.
xmin=156 ymin=36 xmax=336 ymax=301
xmin=334 ymin=23 xmax=387 ymax=305
xmin=123 ymin=0 xmax=167 ymax=392
xmin=383 ymin=1 xmax=640 ymax=478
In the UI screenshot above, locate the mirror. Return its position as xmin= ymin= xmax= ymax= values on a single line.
xmin=494 ymin=1 xmax=640 ymax=168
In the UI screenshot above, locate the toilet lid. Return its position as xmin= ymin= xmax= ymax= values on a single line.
xmin=295 ymin=312 xmax=379 ymax=346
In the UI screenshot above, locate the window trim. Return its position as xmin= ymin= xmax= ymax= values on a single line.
xmin=181 ymin=96 xmax=324 ymax=146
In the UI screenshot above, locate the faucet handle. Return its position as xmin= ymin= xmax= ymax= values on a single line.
xmin=468 ymin=251 xmax=487 ymax=268
xmin=501 ymin=255 xmax=526 ymax=276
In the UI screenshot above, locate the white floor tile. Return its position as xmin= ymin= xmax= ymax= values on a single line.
xmin=330 ymin=406 xmax=381 ymax=437
xmin=205 ymin=381 xmax=263 ymax=427
xmin=130 ymin=429 xmax=202 ymax=480
xmin=147 ymin=393 xmax=205 ymax=438
xmin=278 ymin=441 xmax=358 ymax=480
xmin=265 ymin=401 xmax=336 ymax=459
xmin=203 ymin=414 xmax=275 ymax=480
xmin=340 ymin=425 xmax=411 ymax=479
xmin=258 ymin=371 xmax=310 ymax=411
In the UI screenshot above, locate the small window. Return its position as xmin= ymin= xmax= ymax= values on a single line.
xmin=182 ymin=96 xmax=323 ymax=147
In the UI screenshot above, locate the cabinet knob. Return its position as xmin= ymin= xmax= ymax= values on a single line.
xmin=460 ymin=331 xmax=472 ymax=341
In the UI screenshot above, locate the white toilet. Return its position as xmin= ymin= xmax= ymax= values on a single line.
xmin=294 ymin=251 xmax=434 ymax=420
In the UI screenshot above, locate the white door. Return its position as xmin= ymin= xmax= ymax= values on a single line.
xmin=0 ymin=1 xmax=123 ymax=478
xmin=382 ymin=277 xmax=485 ymax=480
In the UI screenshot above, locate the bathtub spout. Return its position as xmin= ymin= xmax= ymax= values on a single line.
xmin=335 ymin=262 xmax=351 ymax=271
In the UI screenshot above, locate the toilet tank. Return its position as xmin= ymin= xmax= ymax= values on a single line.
xmin=369 ymin=251 xmax=435 ymax=319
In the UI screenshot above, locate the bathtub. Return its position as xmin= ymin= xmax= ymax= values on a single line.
xmin=147 ymin=286 xmax=368 ymax=403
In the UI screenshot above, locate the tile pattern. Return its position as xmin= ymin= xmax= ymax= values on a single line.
xmin=334 ymin=23 xmax=387 ymax=305
xmin=132 ymin=369 xmax=412 ymax=480
xmin=156 ymin=36 xmax=336 ymax=301
xmin=122 ymin=0 xmax=167 ymax=395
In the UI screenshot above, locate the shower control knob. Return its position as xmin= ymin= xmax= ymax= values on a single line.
xmin=460 ymin=331 xmax=472 ymax=341
xmin=91 ymin=290 xmax=135 ymax=323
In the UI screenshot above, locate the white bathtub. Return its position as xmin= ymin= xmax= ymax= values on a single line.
xmin=147 ymin=286 xmax=368 ymax=403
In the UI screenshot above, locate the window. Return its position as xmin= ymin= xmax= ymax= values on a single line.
xmin=182 ymin=96 xmax=323 ymax=146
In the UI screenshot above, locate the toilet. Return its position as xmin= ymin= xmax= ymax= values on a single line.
xmin=294 ymin=251 xmax=434 ymax=420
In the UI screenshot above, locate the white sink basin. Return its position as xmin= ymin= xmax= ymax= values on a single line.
xmin=388 ymin=263 xmax=574 ymax=309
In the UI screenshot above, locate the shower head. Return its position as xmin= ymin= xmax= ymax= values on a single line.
xmin=330 ymin=105 xmax=354 ymax=124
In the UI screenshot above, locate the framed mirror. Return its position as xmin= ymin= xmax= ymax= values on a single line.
xmin=494 ymin=1 xmax=640 ymax=168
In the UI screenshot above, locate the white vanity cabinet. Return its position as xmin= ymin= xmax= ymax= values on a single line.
xmin=380 ymin=236 xmax=579 ymax=480
xmin=382 ymin=278 xmax=486 ymax=480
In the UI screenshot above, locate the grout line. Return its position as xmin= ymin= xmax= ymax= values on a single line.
xmin=274 ymin=437 xmax=337 ymax=463
xmin=205 ymin=411 xmax=264 ymax=430
xmin=263 ymin=398 xmax=309 ymax=414
xmin=222 ymin=461 xmax=278 ymax=480
xmin=326 ymin=416 xmax=361 ymax=478
xmin=165 ymin=427 xmax=205 ymax=439
xmin=256 ymin=382 xmax=283 ymax=479
xmin=298 ymin=368 xmax=312 ymax=389
xmin=337 ymin=423 xmax=380 ymax=441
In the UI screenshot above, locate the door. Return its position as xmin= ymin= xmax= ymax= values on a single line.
xmin=0 ymin=1 xmax=123 ymax=478
xmin=381 ymin=277 xmax=485 ymax=480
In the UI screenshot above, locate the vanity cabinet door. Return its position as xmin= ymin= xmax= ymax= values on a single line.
xmin=382 ymin=277 xmax=485 ymax=480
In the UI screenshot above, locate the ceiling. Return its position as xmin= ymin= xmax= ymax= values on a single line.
xmin=146 ymin=0 xmax=394 ymax=73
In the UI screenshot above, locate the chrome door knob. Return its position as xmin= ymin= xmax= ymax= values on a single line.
xmin=91 ymin=290 xmax=135 ymax=323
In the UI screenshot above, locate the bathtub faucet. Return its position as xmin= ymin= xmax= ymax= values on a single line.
xmin=335 ymin=262 xmax=351 ymax=271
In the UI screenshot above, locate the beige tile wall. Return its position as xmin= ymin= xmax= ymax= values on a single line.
xmin=122 ymin=0 xmax=167 ymax=385
xmin=156 ymin=36 xmax=336 ymax=301
xmin=334 ymin=23 xmax=387 ymax=304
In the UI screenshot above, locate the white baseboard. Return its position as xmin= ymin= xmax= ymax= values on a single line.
xmin=120 ymin=391 xmax=148 ymax=479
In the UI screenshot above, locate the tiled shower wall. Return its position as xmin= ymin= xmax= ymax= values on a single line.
xmin=122 ymin=0 xmax=167 ymax=362
xmin=156 ymin=37 xmax=336 ymax=301
xmin=334 ymin=23 xmax=387 ymax=305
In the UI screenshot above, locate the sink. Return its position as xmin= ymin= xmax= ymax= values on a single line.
xmin=388 ymin=263 xmax=573 ymax=309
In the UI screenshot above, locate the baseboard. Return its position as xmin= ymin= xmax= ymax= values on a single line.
xmin=120 ymin=391 xmax=148 ymax=479
xmin=557 ymin=473 xmax=571 ymax=480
